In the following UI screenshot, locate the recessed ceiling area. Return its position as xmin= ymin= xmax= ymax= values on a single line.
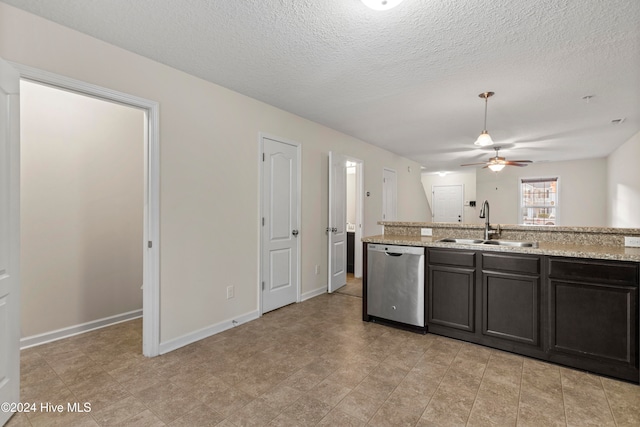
xmin=3 ymin=0 xmax=639 ymax=172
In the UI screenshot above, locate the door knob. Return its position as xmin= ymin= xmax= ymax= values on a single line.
xmin=292 ymin=229 xmax=299 ymax=237
xmin=332 ymin=227 xmax=338 ymax=233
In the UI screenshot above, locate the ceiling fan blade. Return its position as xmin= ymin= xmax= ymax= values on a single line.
xmin=504 ymin=161 xmax=530 ymax=167
xmin=460 ymin=162 xmax=489 ymax=166
xmin=506 ymin=159 xmax=533 ymax=163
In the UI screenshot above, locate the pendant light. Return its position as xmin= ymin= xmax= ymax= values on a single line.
xmin=474 ymin=91 xmax=495 ymax=146
xmin=361 ymin=0 xmax=404 ymax=11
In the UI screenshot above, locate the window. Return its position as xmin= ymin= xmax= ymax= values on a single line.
xmin=520 ymin=177 xmax=558 ymax=225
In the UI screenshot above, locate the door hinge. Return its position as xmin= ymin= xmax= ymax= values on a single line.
xmin=262 ymin=281 xmax=265 ymax=290
xmin=262 ymin=153 xmax=265 ymax=161
xmin=147 ymin=241 xmax=152 ymax=248
xmin=262 ymin=217 xmax=265 ymax=226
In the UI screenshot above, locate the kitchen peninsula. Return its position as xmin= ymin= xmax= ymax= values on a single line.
xmin=362 ymin=222 xmax=640 ymax=383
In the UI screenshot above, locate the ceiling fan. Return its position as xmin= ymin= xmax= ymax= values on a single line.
xmin=461 ymin=147 xmax=532 ymax=172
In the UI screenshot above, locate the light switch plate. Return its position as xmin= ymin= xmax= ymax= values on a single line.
xmin=624 ymin=236 xmax=640 ymax=247
xmin=421 ymin=228 xmax=433 ymax=236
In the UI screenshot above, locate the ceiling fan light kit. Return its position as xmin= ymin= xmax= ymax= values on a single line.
xmin=361 ymin=0 xmax=404 ymax=10
xmin=474 ymin=91 xmax=495 ymax=146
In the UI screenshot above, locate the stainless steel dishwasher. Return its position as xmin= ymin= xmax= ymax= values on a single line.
xmin=367 ymin=244 xmax=425 ymax=327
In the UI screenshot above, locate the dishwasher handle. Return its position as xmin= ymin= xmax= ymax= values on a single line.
xmin=385 ymin=252 xmax=403 ymax=257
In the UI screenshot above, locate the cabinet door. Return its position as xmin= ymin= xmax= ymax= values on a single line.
xmin=549 ymin=279 xmax=637 ymax=367
xmin=428 ymin=265 xmax=475 ymax=332
xmin=482 ymin=271 xmax=540 ymax=346
xmin=548 ymin=257 xmax=639 ymax=382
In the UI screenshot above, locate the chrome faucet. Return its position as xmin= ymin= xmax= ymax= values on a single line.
xmin=479 ymin=200 xmax=500 ymax=240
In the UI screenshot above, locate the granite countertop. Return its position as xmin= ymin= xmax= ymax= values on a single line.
xmin=362 ymin=234 xmax=640 ymax=262
xmin=378 ymin=221 xmax=640 ymax=235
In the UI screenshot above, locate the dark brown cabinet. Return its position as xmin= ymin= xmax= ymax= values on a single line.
xmin=368 ymin=244 xmax=640 ymax=383
xmin=481 ymin=252 xmax=544 ymax=358
xmin=548 ymin=257 xmax=639 ymax=382
xmin=347 ymin=232 xmax=355 ymax=273
xmin=427 ymin=248 xmax=477 ymax=339
xmin=427 ymin=248 xmax=545 ymax=357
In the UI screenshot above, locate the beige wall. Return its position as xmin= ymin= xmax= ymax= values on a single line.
xmin=607 ymin=131 xmax=640 ymax=227
xmin=0 ymin=4 xmax=428 ymax=344
xmin=476 ymin=158 xmax=607 ymax=226
xmin=20 ymin=80 xmax=144 ymax=337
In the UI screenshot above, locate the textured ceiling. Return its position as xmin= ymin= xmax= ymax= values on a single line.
xmin=3 ymin=0 xmax=639 ymax=172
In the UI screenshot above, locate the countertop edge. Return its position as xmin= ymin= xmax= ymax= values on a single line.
xmin=362 ymin=235 xmax=640 ymax=262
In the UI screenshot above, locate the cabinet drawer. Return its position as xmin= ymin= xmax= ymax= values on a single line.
xmin=428 ymin=249 xmax=475 ymax=267
xmin=548 ymin=258 xmax=639 ymax=286
xmin=482 ymin=252 xmax=540 ymax=275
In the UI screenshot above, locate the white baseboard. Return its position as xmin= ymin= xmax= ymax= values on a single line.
xmin=158 ymin=309 xmax=260 ymax=355
xmin=20 ymin=309 xmax=143 ymax=349
xmin=301 ymin=286 xmax=327 ymax=301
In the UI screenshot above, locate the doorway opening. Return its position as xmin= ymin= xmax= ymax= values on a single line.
xmin=332 ymin=155 xmax=364 ymax=298
xmin=346 ymin=159 xmax=364 ymax=278
xmin=13 ymin=63 xmax=160 ymax=356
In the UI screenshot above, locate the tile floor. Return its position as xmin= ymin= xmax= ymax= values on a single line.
xmin=8 ymin=292 xmax=640 ymax=426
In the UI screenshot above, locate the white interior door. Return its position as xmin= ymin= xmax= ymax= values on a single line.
xmin=328 ymin=151 xmax=347 ymax=292
xmin=382 ymin=168 xmax=397 ymax=221
xmin=0 ymin=57 xmax=20 ymax=427
xmin=261 ymin=136 xmax=300 ymax=313
xmin=432 ymin=184 xmax=463 ymax=223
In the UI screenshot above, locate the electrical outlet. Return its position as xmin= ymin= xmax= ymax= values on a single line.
xmin=226 ymin=285 xmax=234 ymax=299
xmin=624 ymin=236 xmax=640 ymax=247
xmin=315 ymin=264 xmax=320 ymax=275
xmin=421 ymin=228 xmax=433 ymax=236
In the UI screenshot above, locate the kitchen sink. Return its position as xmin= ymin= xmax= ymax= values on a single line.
xmin=437 ymin=238 xmax=485 ymax=244
xmin=482 ymin=240 xmax=539 ymax=248
xmin=437 ymin=238 xmax=538 ymax=248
